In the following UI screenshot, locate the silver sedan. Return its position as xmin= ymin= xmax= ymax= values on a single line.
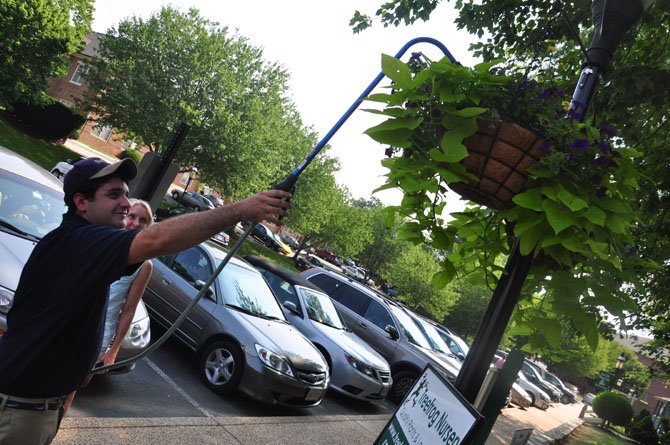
xmin=245 ymin=255 xmax=393 ymax=403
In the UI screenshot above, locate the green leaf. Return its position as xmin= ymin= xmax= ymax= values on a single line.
xmin=541 ymin=200 xmax=576 ymax=234
xmin=440 ymin=132 xmax=469 ymax=162
xmin=540 ymin=318 xmax=563 ymax=346
xmin=364 ymin=127 xmax=413 ymax=147
xmin=556 ymin=189 xmax=588 ymax=212
xmin=513 ymin=188 xmax=544 ymax=211
xmin=381 ymin=54 xmax=412 ymax=89
xmin=605 ymin=214 xmax=627 ymax=233
xmin=586 ymin=240 xmax=609 ymax=260
xmin=514 ymin=212 xmax=544 ymax=237
xmin=595 ymin=197 xmax=630 ymax=214
xmin=448 ymin=107 xmax=488 ymax=118
xmin=432 ymin=266 xmax=455 ymax=289
xmin=519 ymin=221 xmax=548 ymax=255
xmin=582 ymin=206 xmax=607 ymax=226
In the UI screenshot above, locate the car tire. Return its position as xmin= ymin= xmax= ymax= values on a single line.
xmin=199 ymin=340 xmax=244 ymax=394
xmin=51 ymin=169 xmax=63 ymax=179
xmin=529 ymin=392 xmax=536 ymax=407
xmin=193 ymin=206 xmax=200 ymax=211
xmin=172 ymin=190 xmax=180 ymax=200
xmin=389 ymin=369 xmax=419 ymax=404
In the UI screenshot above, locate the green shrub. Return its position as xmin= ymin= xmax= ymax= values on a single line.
xmin=592 ymin=391 xmax=634 ymax=427
xmin=9 ymin=100 xmax=86 ymax=140
xmin=119 ymin=148 xmax=143 ymax=164
xmin=627 ymin=410 xmax=659 ymax=445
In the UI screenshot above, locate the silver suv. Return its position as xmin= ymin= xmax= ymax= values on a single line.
xmin=301 ymin=267 xmax=461 ymax=403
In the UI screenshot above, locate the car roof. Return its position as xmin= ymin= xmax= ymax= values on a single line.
xmin=302 ymin=267 xmax=393 ymax=306
xmin=0 ymin=145 xmax=65 ymax=193
xmin=243 ymin=255 xmax=323 ymax=291
xmin=199 ymin=243 xmax=259 ymax=274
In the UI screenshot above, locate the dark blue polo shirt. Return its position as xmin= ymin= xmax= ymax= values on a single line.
xmin=0 ymin=213 xmax=140 ymax=398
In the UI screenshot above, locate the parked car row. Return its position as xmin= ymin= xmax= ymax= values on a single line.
xmin=6 ymin=150 xmax=582 ymax=413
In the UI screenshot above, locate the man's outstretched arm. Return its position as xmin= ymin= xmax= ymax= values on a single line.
xmin=128 ymin=189 xmax=291 ymax=264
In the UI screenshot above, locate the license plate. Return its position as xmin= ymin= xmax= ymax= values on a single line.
xmin=305 ymin=387 xmax=324 ymax=402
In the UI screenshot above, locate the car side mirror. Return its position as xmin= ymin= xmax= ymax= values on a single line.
xmin=456 ymin=352 xmax=466 ymax=362
xmin=194 ymin=280 xmax=216 ymax=302
xmin=283 ymin=301 xmax=301 ymax=316
xmin=385 ymin=325 xmax=399 ymax=340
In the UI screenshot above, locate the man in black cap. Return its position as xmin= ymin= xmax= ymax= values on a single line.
xmin=0 ymin=157 xmax=291 ymax=444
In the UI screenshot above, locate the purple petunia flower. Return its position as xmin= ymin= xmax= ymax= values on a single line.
xmin=611 ymin=150 xmax=622 ymax=159
xmin=571 ymin=138 xmax=590 ymax=151
xmin=600 ymin=123 xmax=616 ymax=137
xmin=567 ymin=108 xmax=583 ymax=121
xmin=385 ymin=147 xmax=394 ymax=158
xmin=538 ymin=86 xmax=564 ymax=100
xmin=538 ymin=141 xmax=552 ymax=154
xmin=592 ymin=156 xmax=613 ymax=167
xmin=591 ymin=173 xmax=603 ymax=185
xmin=596 ymin=139 xmax=611 ymax=153
xmin=596 ymin=187 xmax=607 ymax=198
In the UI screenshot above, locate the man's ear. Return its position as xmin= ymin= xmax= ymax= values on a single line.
xmin=73 ymin=193 xmax=88 ymax=213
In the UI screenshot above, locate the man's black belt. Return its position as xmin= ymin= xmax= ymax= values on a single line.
xmin=0 ymin=393 xmax=65 ymax=412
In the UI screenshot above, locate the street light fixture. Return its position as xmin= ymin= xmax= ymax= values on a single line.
xmin=609 ymin=355 xmax=627 ymax=390
xmin=183 ymin=166 xmax=198 ymax=193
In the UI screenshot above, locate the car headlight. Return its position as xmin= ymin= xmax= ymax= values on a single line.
xmin=127 ymin=317 xmax=150 ymax=347
xmin=0 ymin=286 xmax=14 ymax=314
xmin=255 ymin=344 xmax=294 ymax=378
xmin=345 ymin=353 xmax=375 ymax=378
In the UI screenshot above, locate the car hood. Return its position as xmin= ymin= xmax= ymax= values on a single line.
xmin=231 ymin=308 xmax=327 ymax=373
xmin=0 ymin=230 xmax=36 ymax=292
xmin=312 ymin=322 xmax=389 ymax=370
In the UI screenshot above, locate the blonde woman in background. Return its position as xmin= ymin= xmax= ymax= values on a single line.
xmin=98 ymin=199 xmax=154 ymax=367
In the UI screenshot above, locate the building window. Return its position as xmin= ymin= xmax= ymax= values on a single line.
xmin=122 ymin=140 xmax=137 ymax=150
xmin=91 ymin=124 xmax=113 ymax=141
xmin=70 ymin=63 xmax=89 ymax=86
xmin=179 ymin=172 xmax=191 ymax=185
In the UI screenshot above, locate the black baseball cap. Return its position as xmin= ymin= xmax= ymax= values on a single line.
xmin=63 ymin=157 xmax=137 ymax=206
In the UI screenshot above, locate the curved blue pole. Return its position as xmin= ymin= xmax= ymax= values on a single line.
xmin=95 ymin=37 xmax=455 ymax=373
xmin=274 ymin=37 xmax=456 ymax=192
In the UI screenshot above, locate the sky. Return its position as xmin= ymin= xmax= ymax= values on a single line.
xmin=91 ymin=0 xmax=480 ymax=208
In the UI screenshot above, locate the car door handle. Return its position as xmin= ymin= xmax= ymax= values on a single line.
xmin=359 ymin=322 xmax=367 ymax=329
xmin=162 ymin=278 xmax=172 ymax=286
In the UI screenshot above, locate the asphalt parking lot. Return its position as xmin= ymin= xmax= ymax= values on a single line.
xmin=66 ymin=324 xmax=396 ymax=420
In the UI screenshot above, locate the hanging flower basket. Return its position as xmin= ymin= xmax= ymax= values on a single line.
xmin=448 ymin=119 xmax=546 ymax=210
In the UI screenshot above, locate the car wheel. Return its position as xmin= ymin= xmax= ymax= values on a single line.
xmin=389 ymin=369 xmax=419 ymax=404
xmin=52 ymin=169 xmax=63 ymax=179
xmin=199 ymin=340 xmax=244 ymax=394
xmin=193 ymin=206 xmax=200 ymax=211
xmin=560 ymin=394 xmax=569 ymax=404
xmin=528 ymin=392 xmax=536 ymax=407
xmin=172 ymin=190 xmax=180 ymax=200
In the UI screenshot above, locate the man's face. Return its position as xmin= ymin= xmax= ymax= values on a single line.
xmin=77 ymin=177 xmax=131 ymax=228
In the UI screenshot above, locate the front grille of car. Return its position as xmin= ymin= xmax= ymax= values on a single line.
xmin=377 ymin=369 xmax=392 ymax=384
xmin=295 ymin=370 xmax=327 ymax=386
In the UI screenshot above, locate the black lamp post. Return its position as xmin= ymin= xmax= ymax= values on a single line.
xmin=609 ymin=355 xmax=627 ymax=390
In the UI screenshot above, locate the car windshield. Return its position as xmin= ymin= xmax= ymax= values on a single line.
xmin=299 ymin=288 xmax=345 ymax=329
xmin=388 ymin=305 xmax=432 ymax=349
xmin=215 ymin=261 xmax=286 ymax=321
xmin=415 ymin=318 xmax=452 ymax=354
xmin=0 ymin=168 xmax=65 ymax=239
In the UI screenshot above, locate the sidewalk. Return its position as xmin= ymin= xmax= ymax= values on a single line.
xmin=63 ymin=138 xmax=117 ymax=162
xmin=53 ymin=402 xmax=585 ymax=444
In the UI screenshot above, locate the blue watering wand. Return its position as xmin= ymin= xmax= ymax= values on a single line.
xmin=94 ymin=36 xmax=456 ymax=373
